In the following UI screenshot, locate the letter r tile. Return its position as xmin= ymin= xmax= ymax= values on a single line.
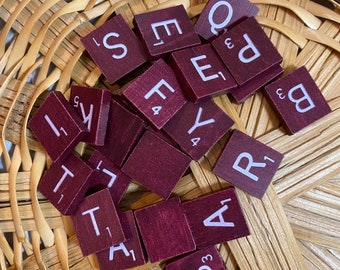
xmin=264 ymin=66 xmax=332 ymax=134
xmin=71 ymin=189 xmax=126 ymax=256
xmin=182 ymin=188 xmax=249 ymax=248
xmin=213 ymin=129 xmax=284 ymax=199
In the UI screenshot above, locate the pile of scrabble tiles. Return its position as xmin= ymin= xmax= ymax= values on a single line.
xmin=28 ymin=0 xmax=332 ymax=269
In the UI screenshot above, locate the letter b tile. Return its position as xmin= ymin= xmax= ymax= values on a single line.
xmin=213 ymin=129 xmax=284 ymax=199
xmin=264 ymin=66 xmax=332 ymax=134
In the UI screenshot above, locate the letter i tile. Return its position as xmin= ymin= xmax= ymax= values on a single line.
xmin=71 ymin=189 xmax=126 ymax=256
xmin=182 ymin=188 xmax=249 ymax=248
xmin=213 ymin=129 xmax=284 ymax=199
xmin=264 ymin=66 xmax=332 ymax=134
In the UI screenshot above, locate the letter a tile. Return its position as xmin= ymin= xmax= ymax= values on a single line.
xmin=81 ymin=14 xmax=147 ymax=84
xmin=28 ymin=91 xmax=86 ymax=161
xmin=134 ymin=197 xmax=195 ymax=262
xmin=182 ymin=188 xmax=249 ymax=248
xmin=264 ymin=66 xmax=332 ymax=134
xmin=213 ymin=129 xmax=284 ymax=198
xmin=71 ymin=189 xmax=126 ymax=256
xmin=166 ymin=246 xmax=226 ymax=270
xmin=133 ymin=5 xmax=201 ymax=60
xmin=195 ymin=0 xmax=259 ymax=41
xmin=96 ymin=210 xmax=147 ymax=270
xmin=122 ymin=130 xmax=192 ymax=199
xmin=163 ymin=98 xmax=234 ymax=160
xmin=120 ymin=59 xmax=187 ymax=129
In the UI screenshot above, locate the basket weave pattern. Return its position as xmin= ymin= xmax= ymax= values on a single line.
xmin=0 ymin=0 xmax=339 ymax=269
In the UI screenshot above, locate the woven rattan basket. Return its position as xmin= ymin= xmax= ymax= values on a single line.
xmin=0 ymin=0 xmax=339 ymax=269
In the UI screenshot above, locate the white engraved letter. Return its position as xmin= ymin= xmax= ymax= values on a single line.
xmin=203 ymin=198 xmax=235 ymax=227
xmin=238 ymin=34 xmax=261 ymax=64
xmin=288 ymin=83 xmax=315 ymax=113
xmin=144 ymin=79 xmax=175 ymax=100
xmin=191 ymin=55 xmax=221 ymax=82
xmin=151 ymin=19 xmax=183 ymax=46
xmin=188 ymin=107 xmax=215 ymax=134
xmin=82 ymin=206 xmax=101 ymax=236
xmin=232 ymin=152 xmax=266 ymax=181
xmin=53 ymin=165 xmax=74 ymax=193
xmin=208 ymin=1 xmax=233 ymax=36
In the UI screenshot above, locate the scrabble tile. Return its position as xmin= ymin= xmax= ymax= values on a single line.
xmin=182 ymin=188 xmax=249 ymax=248
xmin=87 ymin=150 xmax=131 ymax=203
xmin=71 ymin=189 xmax=126 ymax=256
xmin=28 ymin=91 xmax=86 ymax=161
xmin=37 ymin=153 xmax=93 ymax=215
xmin=96 ymin=210 xmax=147 ymax=270
xmin=81 ymin=14 xmax=147 ymax=84
xmin=166 ymin=246 xmax=226 ymax=270
xmin=170 ymin=44 xmax=237 ymax=102
xmin=212 ymin=16 xmax=283 ymax=103
xmin=163 ymin=98 xmax=234 ymax=160
xmin=96 ymin=98 xmax=145 ymax=167
xmin=134 ymin=197 xmax=195 ymax=262
xmin=120 ymin=59 xmax=187 ymax=129
xmin=213 ymin=129 xmax=284 ymax=198
xmin=264 ymin=66 xmax=332 ymax=134
xmin=69 ymin=85 xmax=111 ymax=146
xmin=122 ymin=130 xmax=192 ymax=199
xmin=229 ymin=64 xmax=283 ymax=103
xmin=195 ymin=0 xmax=259 ymax=41
xmin=133 ymin=5 xmax=201 ymax=60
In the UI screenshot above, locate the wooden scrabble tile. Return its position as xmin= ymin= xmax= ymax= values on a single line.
xmin=182 ymin=188 xmax=249 ymax=248
xmin=96 ymin=210 xmax=147 ymax=270
xmin=213 ymin=129 xmax=284 ymax=198
xmin=163 ymin=98 xmax=234 ymax=160
xmin=28 ymin=91 xmax=86 ymax=161
xmin=120 ymin=59 xmax=187 ymax=129
xmin=264 ymin=66 xmax=332 ymax=134
xmin=37 ymin=153 xmax=93 ymax=215
xmin=71 ymin=189 xmax=126 ymax=256
xmin=166 ymin=246 xmax=226 ymax=270
xmin=87 ymin=150 xmax=131 ymax=204
xmin=133 ymin=5 xmax=201 ymax=59
xmin=96 ymin=98 xmax=145 ymax=167
xmin=195 ymin=0 xmax=259 ymax=41
xmin=122 ymin=130 xmax=192 ymax=199
xmin=134 ymin=197 xmax=195 ymax=262
xmin=69 ymin=85 xmax=111 ymax=146
xmin=81 ymin=14 xmax=147 ymax=84
xmin=212 ymin=16 xmax=283 ymax=103
xmin=170 ymin=44 xmax=237 ymax=102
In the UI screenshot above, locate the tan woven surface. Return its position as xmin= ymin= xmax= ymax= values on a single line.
xmin=0 ymin=0 xmax=339 ymax=269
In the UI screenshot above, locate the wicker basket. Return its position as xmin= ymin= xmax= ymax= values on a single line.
xmin=0 ymin=0 xmax=339 ymax=269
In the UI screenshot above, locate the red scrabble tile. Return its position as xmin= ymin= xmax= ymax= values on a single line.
xmin=71 ymin=189 xmax=126 ymax=256
xmin=120 ymin=59 xmax=187 ymax=129
xmin=28 ymin=91 xmax=86 ymax=161
xmin=213 ymin=129 xmax=284 ymax=198
xmin=166 ymin=246 xmax=226 ymax=270
xmin=87 ymin=150 xmax=131 ymax=204
xmin=195 ymin=0 xmax=259 ymax=41
xmin=134 ymin=197 xmax=195 ymax=262
xmin=182 ymin=188 xmax=249 ymax=248
xmin=264 ymin=66 xmax=332 ymax=134
xmin=133 ymin=5 xmax=201 ymax=59
xmin=81 ymin=14 xmax=147 ymax=84
xmin=212 ymin=16 xmax=283 ymax=103
xmin=163 ymin=98 xmax=234 ymax=160
xmin=96 ymin=98 xmax=145 ymax=167
xmin=122 ymin=130 xmax=192 ymax=199
xmin=70 ymin=85 xmax=111 ymax=146
xmin=38 ymin=153 xmax=93 ymax=215
xmin=96 ymin=210 xmax=147 ymax=270
xmin=170 ymin=44 xmax=237 ymax=102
